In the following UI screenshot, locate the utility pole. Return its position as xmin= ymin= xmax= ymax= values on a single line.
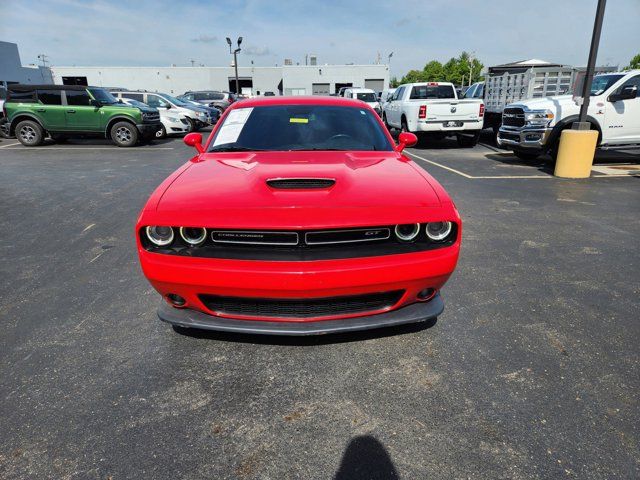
xmin=37 ymin=54 xmax=49 ymax=68
xmin=190 ymin=59 xmax=195 ymax=67
xmin=576 ymin=0 xmax=606 ymax=128
xmin=226 ymin=37 xmax=243 ymax=95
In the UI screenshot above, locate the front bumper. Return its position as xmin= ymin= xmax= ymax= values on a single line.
xmin=497 ymin=126 xmax=552 ymax=150
xmin=414 ymin=119 xmax=483 ymax=133
xmin=158 ymin=293 xmax=444 ymax=335
xmin=137 ymin=123 xmax=163 ymax=134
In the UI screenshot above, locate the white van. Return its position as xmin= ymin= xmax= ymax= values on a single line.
xmin=343 ymin=88 xmax=381 ymax=116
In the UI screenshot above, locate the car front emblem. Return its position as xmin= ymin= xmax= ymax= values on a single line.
xmin=450 ymin=106 xmax=457 ymax=113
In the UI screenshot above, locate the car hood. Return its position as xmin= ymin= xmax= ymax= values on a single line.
xmin=510 ymin=95 xmax=576 ymax=110
xmin=153 ymin=151 xmax=444 ymax=229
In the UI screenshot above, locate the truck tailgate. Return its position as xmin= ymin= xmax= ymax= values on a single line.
xmin=421 ymin=99 xmax=482 ymax=121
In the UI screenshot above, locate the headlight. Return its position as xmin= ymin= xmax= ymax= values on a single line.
xmin=425 ymin=222 xmax=452 ymax=241
xmin=146 ymin=226 xmax=174 ymax=246
xmin=179 ymin=227 xmax=207 ymax=246
xmin=395 ymin=223 xmax=420 ymax=242
xmin=525 ymin=110 xmax=554 ymax=126
xmin=166 ymin=116 xmax=179 ymax=122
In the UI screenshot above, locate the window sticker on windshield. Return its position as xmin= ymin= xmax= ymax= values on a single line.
xmin=213 ymin=107 xmax=253 ymax=146
xmin=289 ymin=117 xmax=309 ymax=124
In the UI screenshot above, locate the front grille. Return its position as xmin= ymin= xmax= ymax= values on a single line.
xmin=199 ymin=290 xmax=404 ymax=319
xmin=267 ymin=178 xmax=335 ymax=189
xmin=140 ymin=224 xmax=458 ymax=261
xmin=502 ymin=108 xmax=525 ymax=127
xmin=305 ymin=228 xmax=390 ymax=245
xmin=143 ymin=113 xmax=160 ymax=123
xmin=211 ymin=230 xmax=298 ymax=245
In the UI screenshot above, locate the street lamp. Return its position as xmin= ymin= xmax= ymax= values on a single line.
xmin=227 ymin=36 xmax=243 ymax=95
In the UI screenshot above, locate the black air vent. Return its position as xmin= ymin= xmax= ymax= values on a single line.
xmin=267 ymin=178 xmax=335 ymax=189
xmin=199 ymin=290 xmax=404 ymax=319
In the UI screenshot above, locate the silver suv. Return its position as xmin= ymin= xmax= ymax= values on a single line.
xmin=179 ymin=91 xmax=237 ymax=113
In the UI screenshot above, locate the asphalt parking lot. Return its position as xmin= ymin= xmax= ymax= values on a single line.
xmin=1 ymin=134 xmax=639 ymax=479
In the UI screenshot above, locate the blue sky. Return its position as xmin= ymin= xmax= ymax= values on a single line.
xmin=1 ymin=0 xmax=638 ymax=76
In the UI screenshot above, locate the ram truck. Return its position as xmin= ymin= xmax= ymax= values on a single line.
xmin=382 ymin=82 xmax=485 ymax=146
xmin=498 ymin=70 xmax=640 ymax=161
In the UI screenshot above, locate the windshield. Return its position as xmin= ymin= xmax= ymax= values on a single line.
xmin=158 ymin=93 xmax=190 ymax=107
xmin=410 ymin=85 xmax=456 ymax=99
xmin=356 ymin=92 xmax=377 ymax=102
xmin=89 ymin=88 xmax=119 ymax=104
xmin=590 ymin=74 xmax=625 ymax=95
xmin=208 ymin=105 xmax=393 ymax=152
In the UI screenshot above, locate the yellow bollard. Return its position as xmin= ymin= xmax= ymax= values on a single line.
xmin=553 ymin=129 xmax=598 ymax=179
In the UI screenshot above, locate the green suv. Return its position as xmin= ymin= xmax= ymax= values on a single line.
xmin=5 ymin=84 xmax=162 ymax=147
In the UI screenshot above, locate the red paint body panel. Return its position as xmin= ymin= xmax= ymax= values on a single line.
xmin=136 ymin=96 xmax=462 ymax=326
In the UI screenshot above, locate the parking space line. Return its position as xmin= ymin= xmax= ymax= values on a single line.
xmin=406 ymin=150 xmax=636 ymax=180
xmin=405 ymin=151 xmax=474 ymax=178
xmin=2 ymin=147 xmax=175 ymax=151
xmin=0 ymin=141 xmax=21 ymax=149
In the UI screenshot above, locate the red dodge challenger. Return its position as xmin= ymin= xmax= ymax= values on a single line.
xmin=136 ymin=96 xmax=461 ymax=335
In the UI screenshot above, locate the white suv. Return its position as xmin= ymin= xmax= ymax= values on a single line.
xmin=113 ymin=91 xmax=209 ymax=132
xmin=343 ymin=88 xmax=381 ymax=116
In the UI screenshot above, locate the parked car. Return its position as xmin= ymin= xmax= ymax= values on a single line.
xmin=5 ymin=84 xmax=161 ymax=147
xmin=177 ymin=98 xmax=220 ymax=125
xmin=112 ymin=91 xmax=210 ymax=132
xmin=343 ymin=88 xmax=382 ymax=116
xmin=483 ymin=62 xmax=617 ymax=135
xmin=379 ymin=88 xmax=396 ymax=111
xmin=120 ymin=98 xmax=189 ymax=138
xmin=263 ymin=91 xmax=276 ymax=96
xmin=382 ymin=82 xmax=485 ymax=146
xmin=0 ymin=92 xmax=10 ymax=138
xmin=136 ymin=95 xmax=461 ymax=335
xmin=179 ymin=91 xmax=236 ymax=113
xmin=498 ymin=69 xmax=640 ymax=161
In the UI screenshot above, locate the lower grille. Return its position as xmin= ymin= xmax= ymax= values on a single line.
xmin=199 ymin=290 xmax=404 ymax=319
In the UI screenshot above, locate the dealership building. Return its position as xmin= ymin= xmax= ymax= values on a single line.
xmin=49 ymin=63 xmax=390 ymax=96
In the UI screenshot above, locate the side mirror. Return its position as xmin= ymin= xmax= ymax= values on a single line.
xmin=396 ymin=132 xmax=418 ymax=153
xmin=184 ymin=132 xmax=204 ymax=153
xmin=90 ymin=99 xmax=101 ymax=107
xmin=165 ymin=104 xmax=171 ymax=109
xmin=619 ymin=85 xmax=638 ymax=100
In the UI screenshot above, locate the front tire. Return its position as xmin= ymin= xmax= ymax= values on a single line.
xmin=0 ymin=118 xmax=12 ymax=139
xmin=185 ymin=118 xmax=196 ymax=133
xmin=401 ymin=117 xmax=409 ymax=134
xmin=156 ymin=125 xmax=167 ymax=139
xmin=16 ymin=120 xmax=45 ymax=146
xmin=110 ymin=121 xmax=138 ymax=147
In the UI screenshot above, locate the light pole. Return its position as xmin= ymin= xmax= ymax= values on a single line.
xmin=387 ymin=52 xmax=393 ymax=87
xmin=226 ymin=36 xmax=243 ymax=95
xmin=576 ymin=0 xmax=606 ymax=128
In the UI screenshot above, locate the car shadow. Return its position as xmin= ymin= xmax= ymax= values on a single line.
xmin=483 ymin=151 xmax=555 ymax=174
xmin=334 ymin=435 xmax=400 ymax=480
xmin=171 ymin=317 xmax=438 ymax=346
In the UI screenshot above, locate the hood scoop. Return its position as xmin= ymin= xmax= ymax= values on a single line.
xmin=266 ymin=178 xmax=336 ymax=190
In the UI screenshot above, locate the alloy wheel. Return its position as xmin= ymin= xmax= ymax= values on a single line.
xmin=19 ymin=125 xmax=37 ymax=143
xmin=116 ymin=126 xmax=132 ymax=143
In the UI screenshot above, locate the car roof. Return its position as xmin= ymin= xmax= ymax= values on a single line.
xmin=8 ymin=84 xmax=92 ymax=92
xmin=347 ymin=88 xmax=376 ymax=93
xmin=229 ymin=96 xmax=375 ymax=109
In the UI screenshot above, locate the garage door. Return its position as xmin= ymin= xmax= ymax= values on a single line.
xmin=365 ymin=79 xmax=385 ymax=93
xmin=312 ymin=83 xmax=330 ymax=95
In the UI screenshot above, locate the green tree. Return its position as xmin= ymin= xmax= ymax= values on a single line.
xmin=396 ymin=52 xmax=484 ymax=86
xmin=626 ymin=54 xmax=640 ymax=70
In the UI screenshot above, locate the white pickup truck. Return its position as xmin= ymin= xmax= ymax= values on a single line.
xmin=498 ymin=70 xmax=640 ymax=161
xmin=382 ymin=82 xmax=485 ymax=146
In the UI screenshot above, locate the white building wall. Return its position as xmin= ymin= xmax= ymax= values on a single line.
xmin=50 ymin=64 xmax=389 ymax=96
